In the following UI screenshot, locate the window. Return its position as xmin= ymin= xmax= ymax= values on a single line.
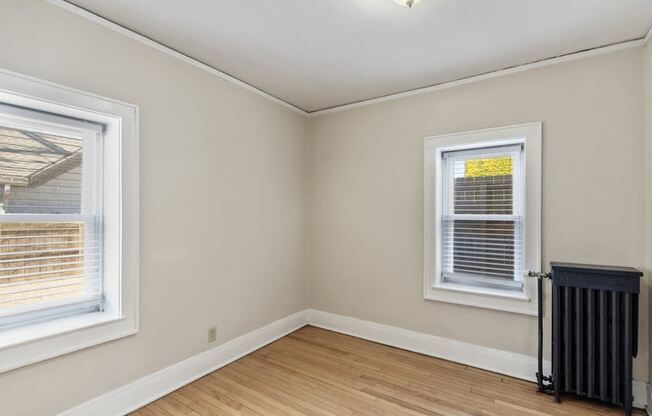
xmin=441 ymin=144 xmax=523 ymax=291
xmin=424 ymin=123 xmax=541 ymax=315
xmin=0 ymin=105 xmax=104 ymax=329
xmin=0 ymin=69 xmax=138 ymax=373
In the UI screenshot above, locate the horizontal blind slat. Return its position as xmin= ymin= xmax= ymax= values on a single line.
xmin=0 ymin=247 xmax=100 ymax=257
xmin=0 ymin=266 xmax=101 ymax=281
xmin=0 ymin=239 xmax=86 ymax=248
xmin=0 ymin=274 xmax=91 ymax=288
xmin=1 ymin=280 xmax=85 ymax=296
xmin=0 ymin=253 xmax=100 ymax=264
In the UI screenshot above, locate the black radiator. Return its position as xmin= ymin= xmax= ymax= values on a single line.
xmin=534 ymin=262 xmax=641 ymax=416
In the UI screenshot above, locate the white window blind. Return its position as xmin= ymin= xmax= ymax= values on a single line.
xmin=441 ymin=144 xmax=524 ymax=291
xmin=0 ymin=104 xmax=103 ymax=329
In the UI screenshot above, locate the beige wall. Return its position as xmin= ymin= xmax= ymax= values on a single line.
xmin=308 ymin=48 xmax=649 ymax=382
xmin=0 ymin=1 xmax=307 ymax=415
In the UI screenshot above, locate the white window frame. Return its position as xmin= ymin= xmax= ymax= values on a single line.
xmin=0 ymin=68 xmax=139 ymax=373
xmin=424 ymin=123 xmax=541 ymax=316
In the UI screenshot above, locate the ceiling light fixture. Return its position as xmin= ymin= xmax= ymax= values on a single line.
xmin=394 ymin=0 xmax=422 ymax=8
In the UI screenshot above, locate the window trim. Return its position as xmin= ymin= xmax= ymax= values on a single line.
xmin=0 ymin=68 xmax=139 ymax=373
xmin=423 ymin=123 xmax=541 ymax=316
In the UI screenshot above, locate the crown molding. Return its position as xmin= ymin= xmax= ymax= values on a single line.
xmin=46 ymin=0 xmax=649 ymax=118
xmin=308 ymin=37 xmax=646 ymax=117
xmin=44 ymin=0 xmax=309 ymax=116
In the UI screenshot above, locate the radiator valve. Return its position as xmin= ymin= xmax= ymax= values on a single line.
xmin=527 ymin=271 xmax=551 ymax=279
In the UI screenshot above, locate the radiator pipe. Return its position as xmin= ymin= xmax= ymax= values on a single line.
xmin=527 ymin=271 xmax=553 ymax=393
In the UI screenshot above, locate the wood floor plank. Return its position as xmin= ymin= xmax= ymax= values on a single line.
xmin=131 ymin=326 xmax=645 ymax=416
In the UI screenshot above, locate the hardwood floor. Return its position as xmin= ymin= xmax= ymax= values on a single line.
xmin=132 ymin=326 xmax=644 ymax=416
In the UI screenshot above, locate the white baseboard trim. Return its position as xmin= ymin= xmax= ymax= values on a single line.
xmin=57 ymin=310 xmax=309 ymax=416
xmin=632 ymin=379 xmax=648 ymax=410
xmin=307 ymin=309 xmax=550 ymax=382
xmin=307 ymin=309 xmax=649 ymax=410
xmin=58 ymin=308 xmax=649 ymax=414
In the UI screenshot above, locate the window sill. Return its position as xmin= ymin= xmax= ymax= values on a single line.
xmin=437 ymin=282 xmax=530 ymax=301
xmin=424 ymin=283 xmax=537 ymax=316
xmin=0 ymin=311 xmax=123 ymax=350
xmin=0 ymin=311 xmax=137 ymax=374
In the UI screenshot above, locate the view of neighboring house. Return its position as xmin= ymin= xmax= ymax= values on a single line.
xmin=0 ymin=126 xmax=82 ymax=214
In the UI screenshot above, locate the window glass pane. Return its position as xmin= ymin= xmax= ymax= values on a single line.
xmin=442 ymin=219 xmax=520 ymax=285
xmin=0 ymin=222 xmax=87 ymax=309
xmin=0 ymin=121 xmax=102 ymax=324
xmin=441 ymin=145 xmax=523 ymax=291
xmin=451 ymin=155 xmax=513 ymax=215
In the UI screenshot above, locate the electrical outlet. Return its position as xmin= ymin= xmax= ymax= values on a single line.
xmin=208 ymin=327 xmax=217 ymax=343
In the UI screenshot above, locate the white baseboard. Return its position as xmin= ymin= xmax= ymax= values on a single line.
xmin=307 ymin=309 xmax=649 ymax=410
xmin=58 ymin=308 xmax=649 ymax=414
xmin=307 ymin=309 xmax=550 ymax=382
xmin=632 ymin=379 xmax=648 ymax=410
xmin=57 ymin=310 xmax=309 ymax=416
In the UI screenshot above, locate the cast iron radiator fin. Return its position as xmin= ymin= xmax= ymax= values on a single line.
xmin=547 ymin=262 xmax=641 ymax=416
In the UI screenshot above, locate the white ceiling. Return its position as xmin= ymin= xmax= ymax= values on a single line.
xmin=69 ymin=0 xmax=652 ymax=113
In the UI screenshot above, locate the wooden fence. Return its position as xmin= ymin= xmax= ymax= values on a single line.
xmin=0 ymin=222 xmax=85 ymax=309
